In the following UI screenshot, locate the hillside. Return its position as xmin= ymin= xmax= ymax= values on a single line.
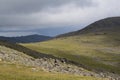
xmin=22 ymin=17 xmax=120 ymax=79
xmin=57 ymin=17 xmax=120 ymax=37
xmin=0 ymin=41 xmax=108 ymax=80
xmin=0 ymin=34 xmax=52 ymax=43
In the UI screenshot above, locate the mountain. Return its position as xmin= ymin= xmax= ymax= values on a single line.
xmin=0 ymin=34 xmax=52 ymax=43
xmin=22 ymin=17 xmax=120 ymax=79
xmin=57 ymin=17 xmax=120 ymax=37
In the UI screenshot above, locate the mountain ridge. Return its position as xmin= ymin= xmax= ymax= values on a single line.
xmin=0 ymin=34 xmax=52 ymax=43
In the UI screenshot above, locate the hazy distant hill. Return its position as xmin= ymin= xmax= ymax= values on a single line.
xmin=0 ymin=34 xmax=52 ymax=43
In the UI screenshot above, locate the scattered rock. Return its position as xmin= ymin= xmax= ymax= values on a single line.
xmin=0 ymin=58 xmax=2 ymax=61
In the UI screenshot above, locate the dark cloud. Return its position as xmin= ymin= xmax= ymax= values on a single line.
xmin=0 ymin=0 xmax=95 ymax=26
xmin=0 ymin=0 xmax=95 ymax=27
xmin=0 ymin=0 xmax=93 ymax=14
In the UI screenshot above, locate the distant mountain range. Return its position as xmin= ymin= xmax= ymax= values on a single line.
xmin=0 ymin=34 xmax=52 ymax=43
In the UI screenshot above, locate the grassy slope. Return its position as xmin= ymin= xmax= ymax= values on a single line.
xmin=0 ymin=62 xmax=106 ymax=80
xmin=22 ymin=33 xmax=120 ymax=74
xmin=0 ymin=42 xmax=106 ymax=80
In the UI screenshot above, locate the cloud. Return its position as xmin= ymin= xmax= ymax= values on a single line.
xmin=0 ymin=0 xmax=93 ymax=14
xmin=0 ymin=0 xmax=120 ymax=36
xmin=0 ymin=0 xmax=95 ymax=26
xmin=0 ymin=31 xmax=37 ymax=37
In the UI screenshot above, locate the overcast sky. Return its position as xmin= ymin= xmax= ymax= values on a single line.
xmin=0 ymin=0 xmax=120 ymax=37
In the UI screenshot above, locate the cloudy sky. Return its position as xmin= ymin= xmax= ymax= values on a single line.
xmin=0 ymin=0 xmax=120 ymax=37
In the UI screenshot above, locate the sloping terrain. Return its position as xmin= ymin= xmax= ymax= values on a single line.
xmin=22 ymin=17 xmax=120 ymax=79
xmin=0 ymin=41 xmax=107 ymax=80
xmin=0 ymin=34 xmax=52 ymax=43
xmin=57 ymin=17 xmax=120 ymax=37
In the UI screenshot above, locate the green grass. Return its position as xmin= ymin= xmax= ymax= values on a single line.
xmin=22 ymin=33 xmax=120 ymax=74
xmin=0 ymin=62 xmax=106 ymax=80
